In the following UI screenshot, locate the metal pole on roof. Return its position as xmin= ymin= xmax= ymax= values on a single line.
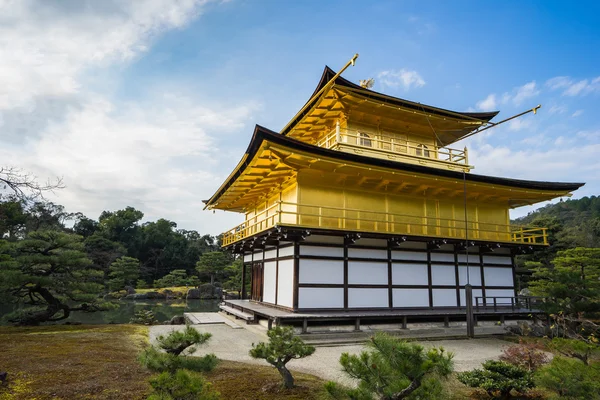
xmin=279 ymin=54 xmax=359 ymax=135
xmin=459 ymin=105 xmax=542 ymax=141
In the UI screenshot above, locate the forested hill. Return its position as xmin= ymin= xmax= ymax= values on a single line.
xmin=514 ymin=196 xmax=600 ymax=265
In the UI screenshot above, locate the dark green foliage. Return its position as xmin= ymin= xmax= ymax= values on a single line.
xmin=147 ymin=369 xmax=219 ymax=400
xmin=535 ymin=357 xmax=600 ymax=399
xmin=84 ymin=233 xmax=126 ymax=275
xmin=140 ymin=326 xmax=218 ymax=375
xmin=196 ymin=252 xmax=232 ymax=285
xmin=154 ymin=269 xmax=198 ymax=288
xmin=549 ymin=338 xmax=600 ymax=366
xmin=139 ymin=346 xmax=218 ymax=374
xmin=156 ymin=326 xmax=212 ymax=356
xmin=249 ymin=326 xmax=315 ymax=389
xmin=529 ymin=248 xmax=600 ymax=315
xmin=130 ymin=310 xmax=159 ymax=325
xmin=0 ymin=230 xmax=107 ymax=325
xmin=108 ymin=256 xmax=140 ymax=291
xmin=326 ymin=332 xmax=453 ymax=400
xmin=458 ymin=360 xmax=534 ymax=399
xmin=515 ymin=196 xmax=600 ymax=268
xmin=223 ymin=259 xmax=250 ymax=293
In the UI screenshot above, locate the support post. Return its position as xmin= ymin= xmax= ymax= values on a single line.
xmin=402 ymin=316 xmax=408 ymax=329
xmin=336 ymin=120 xmax=341 ymax=143
xmin=444 ymin=316 xmax=450 ymax=328
xmin=354 ymin=318 xmax=361 ymax=331
xmin=267 ymin=319 xmax=273 ymax=331
xmin=302 ymin=319 xmax=308 ymax=334
xmin=241 ymin=262 xmax=246 ymax=300
xmin=465 ymin=284 xmax=475 ymax=338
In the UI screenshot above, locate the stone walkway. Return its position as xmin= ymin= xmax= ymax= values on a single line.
xmin=149 ymin=320 xmax=510 ymax=386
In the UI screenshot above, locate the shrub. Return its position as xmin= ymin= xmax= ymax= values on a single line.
xmin=458 ymin=360 xmax=534 ymax=399
xmin=535 ymin=356 xmax=600 ymax=399
xmin=147 ymin=369 xmax=219 ymax=400
xmin=326 ymin=332 xmax=454 ymax=400
xmin=499 ymin=340 xmax=549 ymax=371
xmin=139 ymin=347 xmax=218 ymax=373
xmin=136 ymin=279 xmax=150 ymax=289
xmin=156 ymin=326 xmax=212 ymax=356
xmin=549 ymin=338 xmax=600 ymax=366
xmin=130 ymin=310 xmax=158 ymax=325
xmin=249 ymin=326 xmax=315 ymax=389
xmin=154 ymin=270 xmax=197 ymax=288
xmin=140 ymin=326 xmax=218 ymax=373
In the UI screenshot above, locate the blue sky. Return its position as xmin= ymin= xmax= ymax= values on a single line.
xmin=1 ymin=0 xmax=599 ymax=234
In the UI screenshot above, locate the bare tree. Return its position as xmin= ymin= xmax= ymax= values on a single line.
xmin=0 ymin=166 xmax=64 ymax=200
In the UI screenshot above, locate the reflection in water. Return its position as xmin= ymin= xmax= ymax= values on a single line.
xmin=0 ymin=299 xmax=220 ymax=325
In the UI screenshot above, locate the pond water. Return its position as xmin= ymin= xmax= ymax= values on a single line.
xmin=0 ymin=299 xmax=221 ymax=325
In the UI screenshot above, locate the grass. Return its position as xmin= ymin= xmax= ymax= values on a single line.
xmin=0 ymin=325 xmax=151 ymax=400
xmin=205 ymin=360 xmax=330 ymax=400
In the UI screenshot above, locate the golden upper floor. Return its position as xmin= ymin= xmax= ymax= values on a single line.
xmin=279 ymin=66 xmax=498 ymax=173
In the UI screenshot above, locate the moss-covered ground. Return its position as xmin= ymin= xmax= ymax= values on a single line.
xmin=0 ymin=325 xmax=151 ymax=400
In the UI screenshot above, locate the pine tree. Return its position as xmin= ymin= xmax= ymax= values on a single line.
xmin=0 ymin=230 xmax=106 ymax=325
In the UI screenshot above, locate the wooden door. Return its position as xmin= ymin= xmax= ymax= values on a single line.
xmin=251 ymin=263 xmax=263 ymax=301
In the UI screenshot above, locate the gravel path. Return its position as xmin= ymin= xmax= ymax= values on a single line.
xmin=150 ymin=324 xmax=509 ymax=385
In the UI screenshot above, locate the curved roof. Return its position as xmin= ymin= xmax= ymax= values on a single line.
xmin=280 ymin=66 xmax=500 ymax=145
xmin=204 ymin=125 xmax=584 ymax=208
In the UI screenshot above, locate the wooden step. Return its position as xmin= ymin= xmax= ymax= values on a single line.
xmin=219 ymin=305 xmax=254 ymax=321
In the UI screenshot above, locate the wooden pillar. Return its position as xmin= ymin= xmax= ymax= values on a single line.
xmin=465 ymin=284 xmax=475 ymax=338
xmin=241 ymin=261 xmax=247 ymax=300
xmin=302 ymin=319 xmax=308 ymax=334
xmin=402 ymin=316 xmax=407 ymax=329
xmin=354 ymin=318 xmax=361 ymax=331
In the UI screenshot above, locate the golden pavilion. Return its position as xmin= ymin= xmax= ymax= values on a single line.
xmin=205 ymin=57 xmax=583 ymax=325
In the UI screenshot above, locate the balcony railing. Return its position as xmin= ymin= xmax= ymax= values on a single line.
xmin=315 ymin=128 xmax=470 ymax=168
xmin=222 ymin=201 xmax=548 ymax=247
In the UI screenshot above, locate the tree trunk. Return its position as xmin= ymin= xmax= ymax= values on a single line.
xmin=276 ymin=365 xmax=294 ymax=389
xmin=210 ymin=274 xmax=215 ymax=285
xmin=390 ymin=378 xmax=421 ymax=399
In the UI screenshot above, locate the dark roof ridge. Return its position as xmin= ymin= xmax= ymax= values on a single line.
xmin=204 ymin=125 xmax=584 ymax=206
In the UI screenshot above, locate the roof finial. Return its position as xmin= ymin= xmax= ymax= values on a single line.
xmin=359 ymin=78 xmax=374 ymax=89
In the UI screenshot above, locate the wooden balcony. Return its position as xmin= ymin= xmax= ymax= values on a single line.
xmin=315 ymin=128 xmax=472 ymax=172
xmin=222 ymin=201 xmax=548 ymax=247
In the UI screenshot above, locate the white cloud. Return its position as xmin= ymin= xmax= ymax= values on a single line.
xmin=0 ymin=0 xmax=262 ymax=234
xmin=476 ymin=94 xmax=497 ymax=111
xmin=0 ymin=0 xmax=210 ymax=111
xmin=548 ymin=104 xmax=567 ymax=114
xmin=377 ymin=69 xmax=426 ymax=91
xmin=545 ymin=75 xmax=600 ymax=96
xmin=572 ymin=109 xmax=584 ymax=117
xmin=509 ymin=118 xmax=533 ymax=132
xmin=511 ymin=81 xmax=539 ymax=105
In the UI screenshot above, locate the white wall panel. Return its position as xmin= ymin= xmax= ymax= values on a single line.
xmin=253 ymin=251 xmax=263 ymax=261
xmin=299 ymin=288 xmax=344 ymax=308
xmin=348 ymin=288 xmax=388 ymax=308
xmin=483 ymin=267 xmax=514 ymax=287
xmin=431 ymin=265 xmax=456 ymax=286
xmin=354 ymin=238 xmax=387 ymax=247
xmin=348 ymin=248 xmax=387 ymax=259
xmin=432 ymin=289 xmax=457 ymax=307
xmin=459 ymin=288 xmax=483 ymax=307
xmin=264 ymin=249 xmax=277 ymax=260
xmin=304 ymin=235 xmax=344 ymax=244
xmin=243 ymin=254 xmax=253 ymax=262
xmin=262 ymin=261 xmax=277 ymax=304
xmin=458 ymin=266 xmax=482 ymax=286
xmin=396 ymin=241 xmax=427 ymax=250
xmin=392 ymin=251 xmax=427 ymax=261
xmin=278 ymin=245 xmax=295 ymax=258
xmin=393 ymin=289 xmax=430 ymax=307
xmin=300 ymin=245 xmax=343 ymax=257
xmin=299 ymin=259 xmax=343 ymax=284
xmin=348 ymin=261 xmax=388 ymax=284
xmin=430 ymin=253 xmax=455 ymax=262
xmin=485 ymin=289 xmax=516 ymax=304
xmin=277 ymin=260 xmax=294 ymax=308
xmin=482 ymin=255 xmax=512 ymax=265
xmin=392 ymin=263 xmax=428 ymax=285
xmin=457 ymin=254 xmax=479 ymax=263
